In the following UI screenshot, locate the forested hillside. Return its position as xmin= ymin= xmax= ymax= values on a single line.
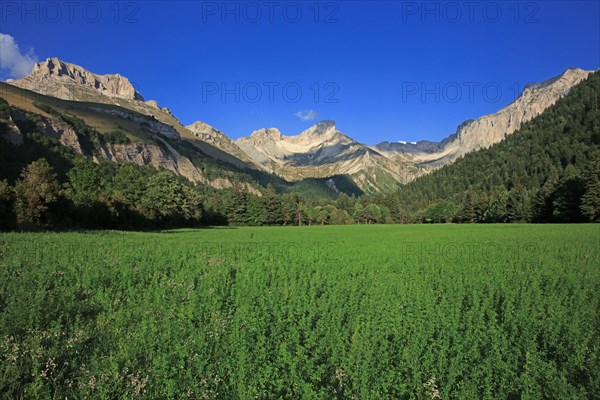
xmin=381 ymin=70 xmax=600 ymax=223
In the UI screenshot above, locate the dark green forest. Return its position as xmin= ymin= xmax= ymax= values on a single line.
xmin=1 ymin=71 xmax=599 ymax=230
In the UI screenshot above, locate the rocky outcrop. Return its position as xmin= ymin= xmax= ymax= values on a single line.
xmin=7 ymin=58 xmax=179 ymax=131
xmin=98 ymin=140 xmax=205 ymax=183
xmin=186 ymin=121 xmax=258 ymax=165
xmin=98 ymin=140 xmax=261 ymax=194
xmin=187 ymin=121 xmax=235 ymax=145
xmin=453 ymin=68 xmax=590 ymax=157
xmin=7 ymin=58 xmax=252 ymax=168
xmin=42 ymin=119 xmax=83 ymax=154
xmin=373 ymin=68 xmax=594 ymax=169
xmin=0 ymin=112 xmax=23 ymax=145
xmin=10 ymin=58 xmax=144 ymax=101
xmin=6 ymin=107 xmax=234 ymax=189
xmin=236 ymin=121 xmax=356 ymax=167
xmin=7 ymin=108 xmax=81 ymax=152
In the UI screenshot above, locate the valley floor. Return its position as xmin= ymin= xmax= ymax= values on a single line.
xmin=1 ymin=224 xmax=599 ymax=398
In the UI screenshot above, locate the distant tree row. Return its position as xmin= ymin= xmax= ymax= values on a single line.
xmin=1 ymin=153 xmax=597 ymax=231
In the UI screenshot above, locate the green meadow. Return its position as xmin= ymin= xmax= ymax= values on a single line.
xmin=1 ymin=224 xmax=599 ymax=399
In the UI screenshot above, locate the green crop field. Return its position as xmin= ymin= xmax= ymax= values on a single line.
xmin=1 ymin=225 xmax=599 ymax=399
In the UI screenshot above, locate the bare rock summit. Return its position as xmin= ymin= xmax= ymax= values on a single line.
xmin=10 ymin=58 xmax=144 ymax=101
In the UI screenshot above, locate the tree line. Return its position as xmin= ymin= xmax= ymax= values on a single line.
xmin=0 ymin=156 xmax=396 ymax=230
xmin=0 ymin=151 xmax=598 ymax=231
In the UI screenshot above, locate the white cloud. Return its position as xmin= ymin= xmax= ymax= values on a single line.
xmin=0 ymin=33 xmax=37 ymax=80
xmin=294 ymin=109 xmax=319 ymax=122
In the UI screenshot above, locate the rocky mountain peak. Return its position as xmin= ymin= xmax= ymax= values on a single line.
xmin=186 ymin=120 xmax=230 ymax=142
xmin=563 ymin=67 xmax=587 ymax=76
xmin=11 ymin=57 xmax=145 ymax=101
xmin=450 ymin=67 xmax=594 ymax=156
xmin=187 ymin=121 xmax=217 ymax=134
xmin=249 ymin=128 xmax=283 ymax=141
xmin=299 ymin=120 xmax=336 ymax=137
xmin=523 ymin=67 xmax=589 ymax=92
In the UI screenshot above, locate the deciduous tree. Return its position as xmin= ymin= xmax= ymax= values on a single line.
xmin=14 ymin=159 xmax=62 ymax=229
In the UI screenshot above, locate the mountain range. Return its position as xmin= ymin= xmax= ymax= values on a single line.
xmin=1 ymin=57 xmax=595 ymax=194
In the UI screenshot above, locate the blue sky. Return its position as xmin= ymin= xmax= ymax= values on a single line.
xmin=1 ymin=1 xmax=599 ymax=144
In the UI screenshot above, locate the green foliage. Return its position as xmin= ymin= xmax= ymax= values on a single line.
xmin=1 ymin=115 xmax=76 ymax=185
xmin=103 ymin=130 xmax=131 ymax=145
xmin=362 ymin=203 xmax=382 ymax=224
xmin=1 ymin=155 xmax=208 ymax=230
xmin=550 ymin=166 xmax=586 ymax=222
xmin=246 ymin=194 xmax=268 ymax=226
xmin=0 ymin=96 xmax=10 ymax=120
xmin=335 ymin=192 xmax=355 ymax=213
xmin=423 ymin=201 xmax=458 ymax=223
xmin=0 ymin=225 xmax=598 ymax=398
xmin=457 ymin=191 xmax=480 ymax=223
xmin=279 ymin=193 xmax=299 ymax=225
xmin=226 ymin=186 xmax=249 ymax=225
xmin=262 ymin=184 xmax=283 ymax=225
xmin=110 ymin=163 xmax=151 ymax=205
xmin=281 ymin=176 xmax=362 ymax=199
xmin=580 ymin=152 xmax=600 ymax=222
xmin=0 ymin=179 xmax=15 ymax=230
xmin=506 ymin=184 xmax=532 ymax=222
xmin=66 ymin=157 xmax=104 ymax=206
xmin=140 ymin=171 xmax=203 ymax=224
xmin=13 ymin=159 xmax=62 ymax=229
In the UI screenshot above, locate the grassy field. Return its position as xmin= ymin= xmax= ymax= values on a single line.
xmin=1 ymin=224 xmax=599 ymax=399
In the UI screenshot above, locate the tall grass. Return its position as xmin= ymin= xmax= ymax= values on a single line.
xmin=1 ymin=225 xmax=599 ymax=398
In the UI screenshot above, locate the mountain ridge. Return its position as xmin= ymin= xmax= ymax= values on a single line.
xmin=13 ymin=58 xmax=145 ymax=102
xmin=5 ymin=58 xmax=596 ymax=193
xmin=232 ymin=67 xmax=593 ymax=191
